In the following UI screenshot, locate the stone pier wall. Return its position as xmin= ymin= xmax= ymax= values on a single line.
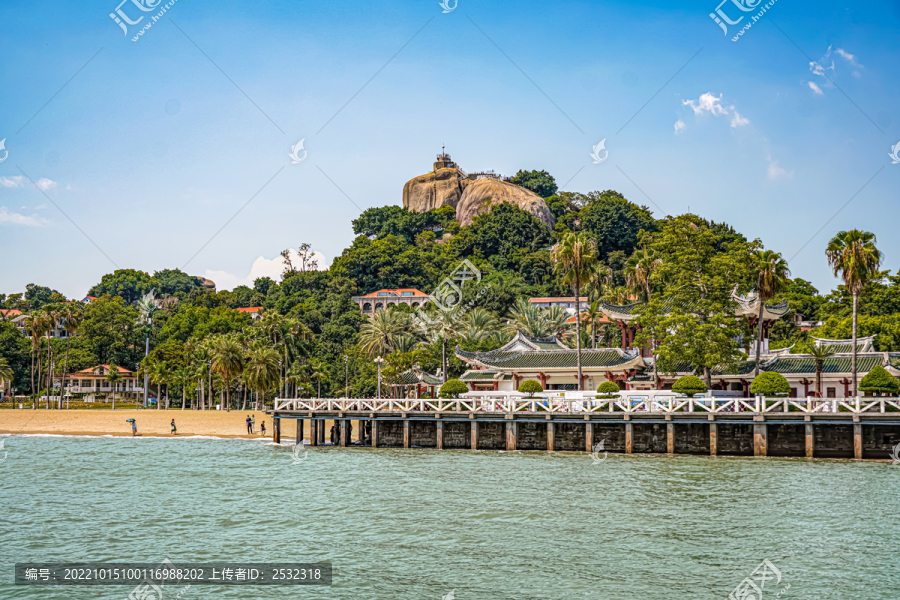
xmin=410 ymin=421 xmax=437 ymax=448
xmin=593 ymin=424 xmax=626 ymax=452
xmin=716 ymin=424 xmax=754 ymax=456
xmin=555 ymin=423 xmax=585 ymax=451
xmin=377 ymin=421 xmax=404 ymax=448
xmin=442 ymin=421 xmax=470 ymax=449
xmin=632 ymin=424 xmax=668 ymax=453
xmin=674 ymin=424 xmax=710 ymax=455
xmin=767 ymin=425 xmax=806 ymax=457
xmin=862 ymin=425 xmax=900 ymax=459
xmin=477 ymin=422 xmax=506 ymax=450
xmin=813 ymin=425 xmax=854 ymax=458
xmin=517 ymin=422 xmax=548 ymax=450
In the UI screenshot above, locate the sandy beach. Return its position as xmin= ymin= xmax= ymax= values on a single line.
xmin=0 ymin=409 xmax=347 ymax=441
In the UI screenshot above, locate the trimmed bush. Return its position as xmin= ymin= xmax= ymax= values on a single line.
xmin=518 ymin=380 xmax=543 ymax=396
xmin=439 ymin=379 xmax=469 ymax=399
xmin=596 ymin=381 xmax=621 ymax=398
xmin=672 ymin=375 xmax=707 ymax=398
xmin=749 ymin=372 xmax=791 ymax=397
xmin=859 ymin=365 xmax=900 ymax=396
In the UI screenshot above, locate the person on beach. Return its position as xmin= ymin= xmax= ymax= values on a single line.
xmin=250 ymin=415 xmax=255 ymax=434
xmin=246 ymin=415 xmax=252 ymax=434
xmin=131 ymin=420 xmax=137 ymax=437
xmin=170 ymin=419 xmax=177 ymax=435
xmin=260 ymin=421 xmax=266 ymax=437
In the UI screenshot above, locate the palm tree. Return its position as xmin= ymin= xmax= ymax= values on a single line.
xmin=826 ymin=229 xmax=883 ymax=395
xmin=148 ymin=361 xmax=168 ymax=409
xmin=173 ymin=366 xmax=192 ymax=410
xmin=56 ymin=302 xmax=84 ymax=408
xmin=625 ymin=248 xmax=661 ymax=303
xmin=244 ymin=346 xmax=280 ymax=410
xmin=551 ymin=231 xmax=598 ymax=390
xmin=418 ymin=306 xmax=464 ymax=383
xmin=751 ymin=250 xmax=791 ymax=376
xmin=105 ymin=364 xmax=122 ymax=410
xmin=210 ymin=336 xmax=245 ymax=411
xmin=0 ymin=357 xmax=13 ymax=397
xmin=808 ymin=344 xmax=836 ymax=398
xmin=41 ymin=305 xmax=60 ymax=409
xmin=308 ymin=361 xmax=329 ymax=398
xmin=23 ymin=313 xmax=42 ymax=406
xmin=458 ymin=308 xmax=500 ymax=346
xmin=359 ymin=307 xmax=412 ymax=358
xmin=504 ymin=299 xmax=570 ymax=339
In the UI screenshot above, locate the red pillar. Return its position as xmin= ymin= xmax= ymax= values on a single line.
xmin=741 ymin=380 xmax=749 ymax=398
xmin=802 ymin=379 xmax=810 ymax=397
xmin=841 ymin=378 xmax=850 ymax=398
xmin=619 ymin=323 xmax=627 ymax=349
xmin=627 ymin=327 xmax=634 ymax=348
xmin=538 ymin=372 xmax=547 ymax=387
xmin=492 ymin=381 xmax=498 ymax=391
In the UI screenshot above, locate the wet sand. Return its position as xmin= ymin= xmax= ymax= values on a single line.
xmin=0 ymin=409 xmax=348 ymax=441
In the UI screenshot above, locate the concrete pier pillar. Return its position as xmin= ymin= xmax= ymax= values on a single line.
xmin=403 ymin=420 xmax=410 ymax=449
xmin=436 ymin=420 xmax=443 ymax=450
xmin=371 ymin=420 xmax=378 ymax=448
xmin=666 ymin=423 xmax=674 ymax=454
xmin=753 ymin=424 xmax=767 ymax=457
xmin=309 ymin=420 xmax=318 ymax=447
xmin=273 ymin=418 xmax=281 ymax=444
xmin=340 ymin=420 xmax=347 ymax=447
xmin=585 ymin=422 xmax=593 ymax=452
xmin=709 ymin=423 xmax=717 ymax=456
xmin=547 ymin=421 xmax=554 ymax=452
xmin=296 ymin=419 xmax=304 ymax=445
xmin=470 ymin=421 xmax=478 ymax=450
xmin=854 ymin=424 xmax=863 ymax=459
xmin=805 ymin=424 xmax=814 ymax=458
xmin=506 ymin=421 xmax=517 ymax=450
xmin=625 ymin=423 xmax=633 ymax=454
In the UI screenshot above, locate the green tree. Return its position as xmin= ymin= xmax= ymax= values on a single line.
xmin=80 ymin=296 xmax=142 ymax=367
xmin=210 ymin=336 xmax=245 ymax=411
xmin=331 ymin=234 xmax=430 ymax=293
xmin=25 ymin=284 xmax=66 ymax=310
xmin=518 ymin=379 xmax=543 ymax=396
xmin=596 ymin=380 xmax=620 ymax=397
xmin=826 ymin=229 xmax=883 ymax=395
xmin=105 ymin=364 xmax=122 ymax=409
xmin=672 ymin=375 xmax=707 ymax=397
xmin=807 ymin=344 xmax=836 ymax=397
xmin=749 ymin=372 xmax=791 ymax=397
xmin=245 ymin=346 xmax=280 ymax=409
xmin=510 ymin=169 xmax=557 ymax=197
xmin=751 ymin=250 xmax=790 ymax=376
xmin=439 ymin=379 xmax=468 ymax=398
xmin=577 ymin=191 xmax=657 ymax=260
xmin=151 ymin=269 xmax=203 ymax=297
xmin=358 ymin=307 xmax=411 ymax=358
xmin=552 ymin=231 xmax=599 ymax=389
xmin=634 ymin=215 xmax=757 ymax=388
xmin=858 ymin=365 xmax=900 ymax=396
xmin=56 ymin=302 xmax=84 ymax=405
xmin=89 ymin=269 xmax=153 ymax=305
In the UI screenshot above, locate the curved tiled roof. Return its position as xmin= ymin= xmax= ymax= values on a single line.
xmin=391 ymin=369 xmax=442 ymax=386
xmin=456 ymin=345 xmax=645 ymax=371
xmin=763 ymin=355 xmax=883 ymax=375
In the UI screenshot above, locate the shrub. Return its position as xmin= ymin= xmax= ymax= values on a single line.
xmin=749 ymin=372 xmax=791 ymax=397
xmin=596 ymin=381 xmax=621 ymax=398
xmin=672 ymin=375 xmax=707 ymax=398
xmin=439 ymin=379 xmax=469 ymax=399
xmin=858 ymin=365 xmax=900 ymax=396
xmin=518 ymin=380 xmax=543 ymax=396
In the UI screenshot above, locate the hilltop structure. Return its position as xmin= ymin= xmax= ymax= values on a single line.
xmin=402 ymin=149 xmax=555 ymax=229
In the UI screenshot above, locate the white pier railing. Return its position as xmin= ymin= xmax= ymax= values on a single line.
xmin=273 ymin=395 xmax=900 ymax=415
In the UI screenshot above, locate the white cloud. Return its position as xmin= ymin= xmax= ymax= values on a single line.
xmin=204 ymin=248 xmax=329 ymax=291
xmin=683 ymin=93 xmax=727 ymax=116
xmin=835 ymin=48 xmax=860 ymax=67
xmin=809 ymin=60 xmax=832 ymax=77
xmin=674 ymin=119 xmax=686 ymax=134
xmin=767 ymin=159 xmax=793 ymax=181
xmin=36 ymin=178 xmax=57 ymax=191
xmin=808 ymin=81 xmax=823 ymax=95
xmin=0 ymin=176 xmax=24 ymax=188
xmin=0 ymin=206 xmax=45 ymax=226
xmin=682 ymin=93 xmax=748 ymax=128
xmin=730 ymin=111 xmax=749 ymax=128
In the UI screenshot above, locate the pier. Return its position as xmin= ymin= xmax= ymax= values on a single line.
xmin=268 ymin=396 xmax=900 ymax=459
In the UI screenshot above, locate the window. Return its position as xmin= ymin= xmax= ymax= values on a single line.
xmin=377 ymin=292 xmax=390 ymax=296
xmin=362 ymin=303 xmax=372 ymax=312
xmin=401 ymin=291 xmax=413 ymax=296
xmin=827 ymin=387 xmax=836 ymax=398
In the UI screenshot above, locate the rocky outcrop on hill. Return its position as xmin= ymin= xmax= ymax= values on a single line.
xmin=402 ymin=168 xmax=470 ymax=212
xmin=456 ymin=178 xmax=555 ymax=229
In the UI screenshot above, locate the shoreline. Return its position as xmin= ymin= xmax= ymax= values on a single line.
xmin=0 ymin=409 xmax=342 ymax=442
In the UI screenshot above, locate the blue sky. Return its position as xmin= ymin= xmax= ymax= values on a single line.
xmin=1 ymin=0 xmax=898 ymax=300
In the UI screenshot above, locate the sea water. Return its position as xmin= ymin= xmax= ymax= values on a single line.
xmin=1 ymin=435 xmax=898 ymax=599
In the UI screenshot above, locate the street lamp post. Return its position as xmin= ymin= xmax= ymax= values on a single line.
xmin=374 ymin=356 xmax=384 ymax=399
xmin=207 ymin=360 xmax=212 ymax=411
xmin=143 ymin=320 xmax=151 ymax=409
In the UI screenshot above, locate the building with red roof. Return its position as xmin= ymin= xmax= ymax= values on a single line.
xmin=352 ymin=289 xmax=431 ymax=315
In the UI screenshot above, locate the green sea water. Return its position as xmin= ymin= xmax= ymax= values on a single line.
xmin=1 ymin=434 xmax=898 ymax=599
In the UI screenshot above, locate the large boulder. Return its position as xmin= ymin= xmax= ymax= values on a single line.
xmin=456 ymin=178 xmax=555 ymax=229
xmin=402 ymin=168 xmax=469 ymax=212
